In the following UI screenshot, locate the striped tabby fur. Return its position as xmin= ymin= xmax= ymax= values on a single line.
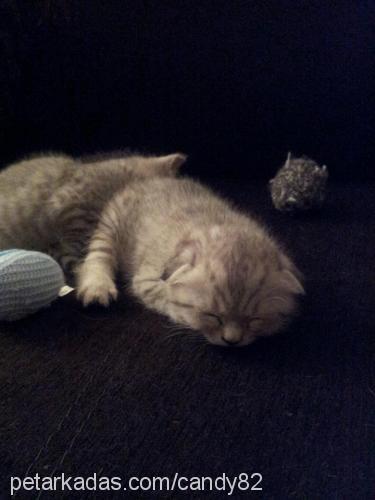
xmin=0 ymin=152 xmax=303 ymax=345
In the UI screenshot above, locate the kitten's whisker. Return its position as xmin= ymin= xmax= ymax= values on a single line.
xmin=165 ymin=332 xmax=185 ymax=340
xmin=164 ymin=329 xmax=191 ymax=339
xmin=165 ymin=324 xmax=192 ymax=332
xmin=163 ymin=325 xmax=201 ymax=344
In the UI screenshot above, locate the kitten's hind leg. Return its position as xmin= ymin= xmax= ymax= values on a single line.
xmin=149 ymin=153 xmax=187 ymax=177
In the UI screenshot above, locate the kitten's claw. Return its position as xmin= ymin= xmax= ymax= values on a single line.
xmin=77 ymin=278 xmax=118 ymax=307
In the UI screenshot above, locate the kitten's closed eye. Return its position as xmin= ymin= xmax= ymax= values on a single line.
xmin=246 ymin=318 xmax=264 ymax=334
xmin=246 ymin=317 xmax=263 ymax=326
xmin=202 ymin=312 xmax=223 ymax=326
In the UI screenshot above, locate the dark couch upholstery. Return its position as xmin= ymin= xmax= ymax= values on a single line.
xmin=0 ymin=2 xmax=374 ymax=498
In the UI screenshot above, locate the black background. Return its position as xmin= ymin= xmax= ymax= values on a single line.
xmin=1 ymin=0 xmax=374 ymax=179
xmin=1 ymin=3 xmax=375 ymax=498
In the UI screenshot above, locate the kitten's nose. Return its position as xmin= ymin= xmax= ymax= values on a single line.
xmin=222 ymin=323 xmax=242 ymax=346
xmin=221 ymin=336 xmax=240 ymax=346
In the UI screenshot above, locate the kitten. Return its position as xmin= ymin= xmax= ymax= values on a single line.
xmin=0 ymin=151 xmax=184 ymax=276
xmin=76 ymin=175 xmax=304 ymax=347
xmin=0 ymin=152 xmax=304 ymax=346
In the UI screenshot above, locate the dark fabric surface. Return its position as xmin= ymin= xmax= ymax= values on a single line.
xmin=0 ymin=181 xmax=374 ymax=499
xmin=0 ymin=1 xmax=374 ymax=180
xmin=0 ymin=1 xmax=374 ymax=497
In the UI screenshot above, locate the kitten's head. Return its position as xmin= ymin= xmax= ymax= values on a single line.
xmin=162 ymin=226 xmax=304 ymax=346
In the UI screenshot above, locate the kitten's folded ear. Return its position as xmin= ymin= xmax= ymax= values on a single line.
xmin=155 ymin=153 xmax=187 ymax=176
xmin=280 ymin=269 xmax=305 ymax=295
xmin=161 ymin=239 xmax=201 ymax=282
xmin=278 ymin=254 xmax=304 ymax=295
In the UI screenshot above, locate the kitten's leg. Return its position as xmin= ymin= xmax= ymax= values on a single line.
xmin=80 ymin=152 xmax=186 ymax=178
xmin=142 ymin=153 xmax=187 ymax=177
xmin=76 ymin=208 xmax=120 ymax=307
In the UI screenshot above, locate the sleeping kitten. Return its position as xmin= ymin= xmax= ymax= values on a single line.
xmin=0 ymin=151 xmax=184 ymax=275
xmin=76 ymin=175 xmax=304 ymax=347
xmin=0 ymin=152 xmax=304 ymax=346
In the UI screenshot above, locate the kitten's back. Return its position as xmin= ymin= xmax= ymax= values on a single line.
xmin=0 ymin=154 xmax=76 ymax=248
xmin=0 ymin=152 xmax=186 ymax=253
xmin=0 ymin=154 xmax=74 ymax=196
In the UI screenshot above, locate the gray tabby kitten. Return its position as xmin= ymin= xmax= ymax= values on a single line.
xmin=0 ymin=152 xmax=304 ymax=346
xmin=0 ymin=152 xmax=183 ymax=273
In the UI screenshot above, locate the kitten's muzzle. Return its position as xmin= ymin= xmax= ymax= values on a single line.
xmin=221 ymin=322 xmax=243 ymax=346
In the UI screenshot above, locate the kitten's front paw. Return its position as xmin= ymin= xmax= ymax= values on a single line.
xmin=77 ymin=276 xmax=118 ymax=307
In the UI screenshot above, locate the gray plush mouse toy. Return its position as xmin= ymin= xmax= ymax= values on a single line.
xmin=269 ymin=152 xmax=328 ymax=212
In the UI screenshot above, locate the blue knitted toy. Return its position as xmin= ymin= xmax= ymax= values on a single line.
xmin=0 ymin=250 xmax=66 ymax=321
